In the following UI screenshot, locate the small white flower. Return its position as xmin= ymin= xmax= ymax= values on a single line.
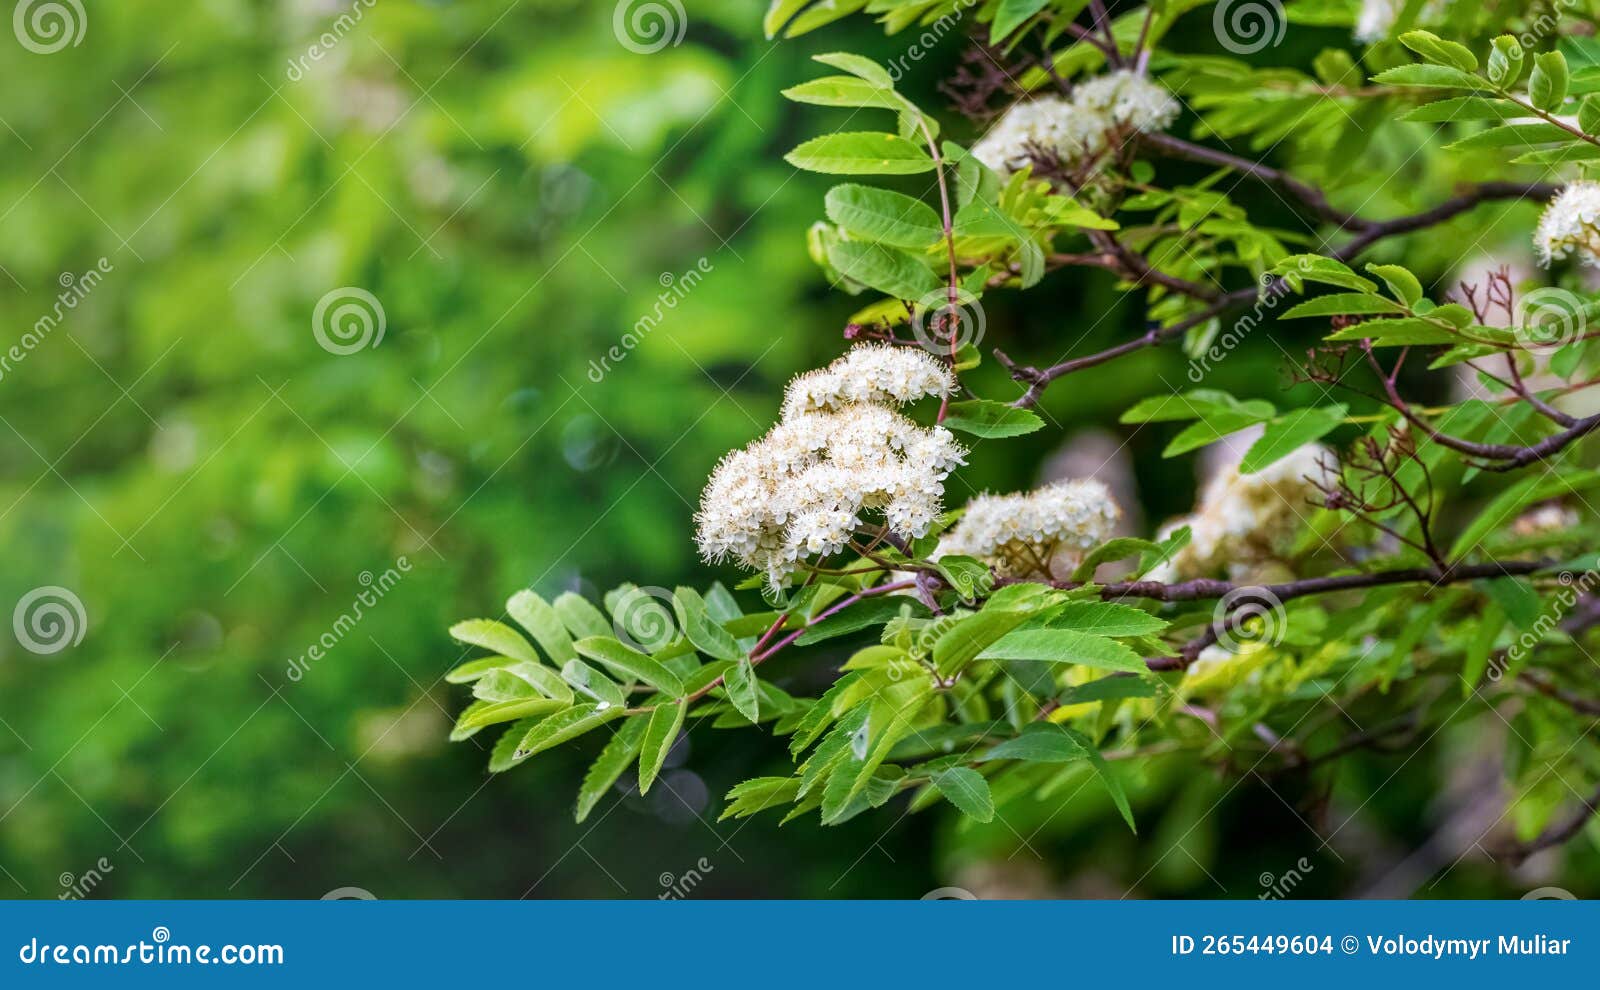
xmin=1163 ymin=443 xmax=1329 ymax=580
xmin=697 ymin=346 xmax=965 ymax=588
xmin=972 ymin=71 xmax=1179 ymax=178
xmin=940 ymin=479 xmax=1122 ymax=580
xmin=1535 ymin=182 xmax=1600 ymax=267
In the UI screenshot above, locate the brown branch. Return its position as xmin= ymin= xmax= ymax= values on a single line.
xmin=1496 ymin=781 xmax=1600 ymax=865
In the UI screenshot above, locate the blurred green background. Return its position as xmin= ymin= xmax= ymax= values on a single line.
xmin=0 ymin=0 xmax=1579 ymax=899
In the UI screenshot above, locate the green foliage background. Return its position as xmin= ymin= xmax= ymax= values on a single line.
xmin=0 ymin=0 xmax=1580 ymax=898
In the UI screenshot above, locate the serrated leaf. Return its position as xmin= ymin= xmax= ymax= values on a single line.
xmin=1071 ymin=537 xmax=1163 ymax=581
xmin=720 ymin=776 xmax=802 ymax=820
xmin=782 ymin=76 xmax=902 ymax=110
xmin=575 ymin=717 xmax=648 ymax=822
xmin=980 ymin=628 xmax=1146 ymax=673
xmin=992 ymin=0 xmax=1049 ymax=43
xmin=824 ymin=183 xmax=943 ymax=248
xmin=638 ymin=700 xmax=686 ymax=795
xmin=1365 ymin=264 xmax=1424 ymax=306
xmin=506 ymin=590 xmax=576 ymax=664
xmin=573 ymin=637 xmax=685 ymax=696
xmin=724 ymin=657 xmax=760 ymax=723
xmin=1272 ymin=255 xmax=1377 ymax=292
xmin=827 ymin=240 xmax=941 ymax=299
xmin=1240 ymin=405 xmax=1347 ymax=474
xmin=514 ymin=704 xmax=626 ymax=760
xmin=1281 ymin=293 xmax=1404 ymax=319
xmin=929 ymin=767 xmax=994 ymax=822
xmin=941 ymin=399 xmax=1043 ymax=438
xmin=448 ymin=619 xmax=538 ymax=664
xmin=553 ymin=592 xmax=610 ymax=639
xmin=1530 ymin=51 xmax=1569 ymax=112
xmin=1372 ymin=63 xmax=1488 ymax=90
xmin=984 ymin=722 xmax=1092 ymax=762
xmin=1443 ymin=122 xmax=1574 ymax=151
xmin=1325 ymin=317 xmax=1461 ymax=345
xmin=1399 ymin=31 xmax=1477 ymax=72
xmin=812 ymin=52 xmax=894 ymax=88
xmin=1049 ymin=601 xmax=1168 ymax=637
xmin=560 ymin=659 xmax=627 ymax=710
xmin=1400 ymin=96 xmax=1518 ymax=122
xmin=457 ymin=697 xmax=567 ymax=732
xmin=786 ymin=132 xmax=934 ymax=175
xmin=672 ymin=586 xmax=742 ymax=662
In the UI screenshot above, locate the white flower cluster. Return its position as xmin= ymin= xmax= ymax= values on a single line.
xmin=695 ymin=345 xmax=964 ymax=588
xmin=1535 ymin=182 xmax=1600 ymax=268
xmin=1157 ymin=443 xmax=1328 ymax=582
xmin=782 ymin=342 xmax=958 ymax=419
xmin=939 ymin=479 xmax=1122 ymax=580
xmin=971 ymin=70 xmax=1180 ymax=178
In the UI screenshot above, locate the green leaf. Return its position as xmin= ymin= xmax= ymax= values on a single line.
xmin=1484 ymin=576 xmax=1542 ymax=631
xmin=812 ymin=52 xmax=895 ymax=88
xmin=1372 ymin=63 xmax=1489 ymax=90
xmin=932 ymin=584 xmax=1053 ymax=676
xmin=782 ymin=76 xmax=901 ymax=111
xmin=826 ymin=240 xmax=941 ymax=299
xmin=1071 ymin=537 xmax=1162 ymax=581
xmin=553 ymin=592 xmax=611 ymax=640
xmin=1581 ymin=95 xmax=1600 ymax=135
xmin=1444 ymin=122 xmax=1575 ymax=151
xmin=785 ymin=132 xmax=934 ymax=175
xmin=1488 ymin=36 xmax=1525 ymax=88
xmin=724 ymin=657 xmax=761 ymax=723
xmin=507 ymin=590 xmax=576 ymax=664
xmin=1055 ymin=676 xmax=1159 ymax=706
xmin=1281 ymin=293 xmax=1404 ymax=319
xmin=1240 ymin=405 xmax=1347 ymax=474
xmin=672 ymin=587 xmax=742 ymax=662
xmin=1365 ymin=264 xmax=1424 ymax=306
xmin=980 ymin=628 xmax=1146 ymax=673
xmin=448 ymin=619 xmax=538 ymax=664
xmin=1049 ymin=602 xmax=1168 ymax=638
xmin=575 ymin=717 xmax=648 ymax=822
xmin=1399 ymin=31 xmax=1477 ymax=72
xmin=560 ymin=659 xmax=627 ymax=709
xmin=457 ymin=697 xmax=567 ymax=732
xmin=953 ymin=199 xmax=1028 ymax=239
xmin=514 ymin=704 xmax=626 ymax=760
xmin=985 ymin=722 xmax=1092 ymax=762
xmin=797 ymin=597 xmax=923 ymax=645
xmin=1530 ymin=51 xmax=1570 ymax=112
xmin=991 ymin=0 xmax=1050 ymax=43
xmin=763 ymin=0 xmax=812 ymax=38
xmin=941 ymin=399 xmax=1044 ymax=438
xmin=935 ymin=554 xmax=992 ymax=603
xmin=573 ymin=636 xmax=686 ymax=697
xmin=1121 ymin=388 xmax=1275 ymax=425
xmin=1137 ymin=525 xmax=1190 ymax=578
xmin=929 ymin=767 xmax=994 ymax=822
xmin=638 ymin=700 xmax=686 ymax=795
xmin=1163 ymin=411 xmax=1269 ymax=457
xmin=1273 ymin=255 xmax=1377 ymax=292
xmin=1401 ymin=96 xmax=1518 ymax=122
xmin=1325 ymin=317 xmax=1462 ymax=346
xmin=720 ymin=776 xmax=802 ymax=820
xmin=824 ymin=183 xmax=943 ymax=248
